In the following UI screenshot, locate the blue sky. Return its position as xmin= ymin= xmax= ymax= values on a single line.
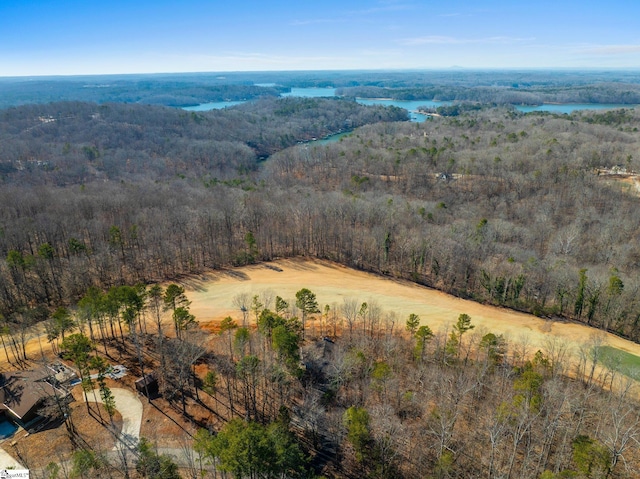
xmin=1 ymin=0 xmax=639 ymax=76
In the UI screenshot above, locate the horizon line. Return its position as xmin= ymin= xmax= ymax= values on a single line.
xmin=3 ymin=66 xmax=640 ymax=81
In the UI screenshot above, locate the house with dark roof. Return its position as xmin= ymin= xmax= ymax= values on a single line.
xmin=0 ymin=368 xmax=69 ymax=426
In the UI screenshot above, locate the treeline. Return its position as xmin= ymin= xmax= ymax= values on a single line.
xmin=194 ymin=298 xmax=640 ymax=478
xmin=2 ymin=105 xmax=640 ymax=345
xmin=4 ymin=70 xmax=640 ymax=109
xmin=0 ymin=98 xmax=407 ymax=185
xmin=291 ymin=308 xmax=638 ymax=478
xmin=336 ymin=82 xmax=640 ymax=105
xmin=48 ymin=282 xmax=640 ymax=478
xmin=264 ymin=108 xmax=640 ymax=339
xmin=0 ymin=79 xmax=286 ymax=109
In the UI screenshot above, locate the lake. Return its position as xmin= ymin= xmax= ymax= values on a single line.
xmin=515 ymin=103 xmax=635 ymax=114
xmin=314 ymin=131 xmax=351 ymax=145
xmin=355 ymin=98 xmax=449 ymax=122
xmin=183 ymin=87 xmax=443 ymax=122
xmin=183 ymin=88 xmax=635 ymax=119
xmin=281 ymin=87 xmax=337 ymax=97
xmin=183 ymin=100 xmax=247 ymax=111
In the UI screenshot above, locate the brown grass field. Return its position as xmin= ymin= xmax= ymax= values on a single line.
xmin=185 ymin=258 xmax=640 ymax=365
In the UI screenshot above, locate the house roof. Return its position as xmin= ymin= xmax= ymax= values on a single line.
xmin=0 ymin=368 xmax=62 ymax=420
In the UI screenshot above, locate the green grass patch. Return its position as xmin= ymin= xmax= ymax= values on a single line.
xmin=599 ymin=346 xmax=640 ymax=378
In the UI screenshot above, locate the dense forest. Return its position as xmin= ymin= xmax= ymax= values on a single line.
xmin=18 ymin=280 xmax=639 ymax=478
xmin=195 ymin=300 xmax=640 ymax=479
xmin=0 ymin=97 xmax=406 ymax=183
xmin=0 ymin=78 xmax=286 ymax=109
xmin=335 ymin=83 xmax=640 ymax=105
xmin=2 ymin=101 xmax=640 ymax=344
xmin=2 ymin=70 xmax=640 ymax=108
xmin=2 ymin=73 xmax=640 ymax=477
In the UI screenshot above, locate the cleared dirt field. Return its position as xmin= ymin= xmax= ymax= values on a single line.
xmin=185 ymin=258 xmax=640 ymax=365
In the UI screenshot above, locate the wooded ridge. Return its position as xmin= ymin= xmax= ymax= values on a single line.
xmin=2 ymin=73 xmax=640 ymax=478
xmin=2 ymin=102 xmax=640 ymax=346
xmin=3 ymin=70 xmax=640 ymax=108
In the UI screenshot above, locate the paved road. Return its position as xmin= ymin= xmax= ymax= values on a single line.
xmin=0 ymin=445 xmax=24 ymax=469
xmin=85 ymin=387 xmax=143 ymax=450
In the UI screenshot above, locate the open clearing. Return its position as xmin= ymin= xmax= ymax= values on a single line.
xmin=185 ymin=258 xmax=640 ymax=367
xmin=4 ymin=258 xmax=640 ymax=469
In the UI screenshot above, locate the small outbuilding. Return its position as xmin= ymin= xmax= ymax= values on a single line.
xmin=135 ymin=373 xmax=158 ymax=398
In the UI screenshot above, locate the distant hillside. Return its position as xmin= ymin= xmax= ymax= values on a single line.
xmin=0 ymin=97 xmax=407 ymax=185
xmin=3 ymin=70 xmax=640 ymax=108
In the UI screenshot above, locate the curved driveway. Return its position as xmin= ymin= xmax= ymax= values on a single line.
xmin=0 ymin=387 xmax=143 ymax=470
xmin=86 ymin=387 xmax=143 ymax=450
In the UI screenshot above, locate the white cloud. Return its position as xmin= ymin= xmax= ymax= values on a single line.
xmin=398 ymin=35 xmax=535 ymax=46
xmin=580 ymin=44 xmax=640 ymax=55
